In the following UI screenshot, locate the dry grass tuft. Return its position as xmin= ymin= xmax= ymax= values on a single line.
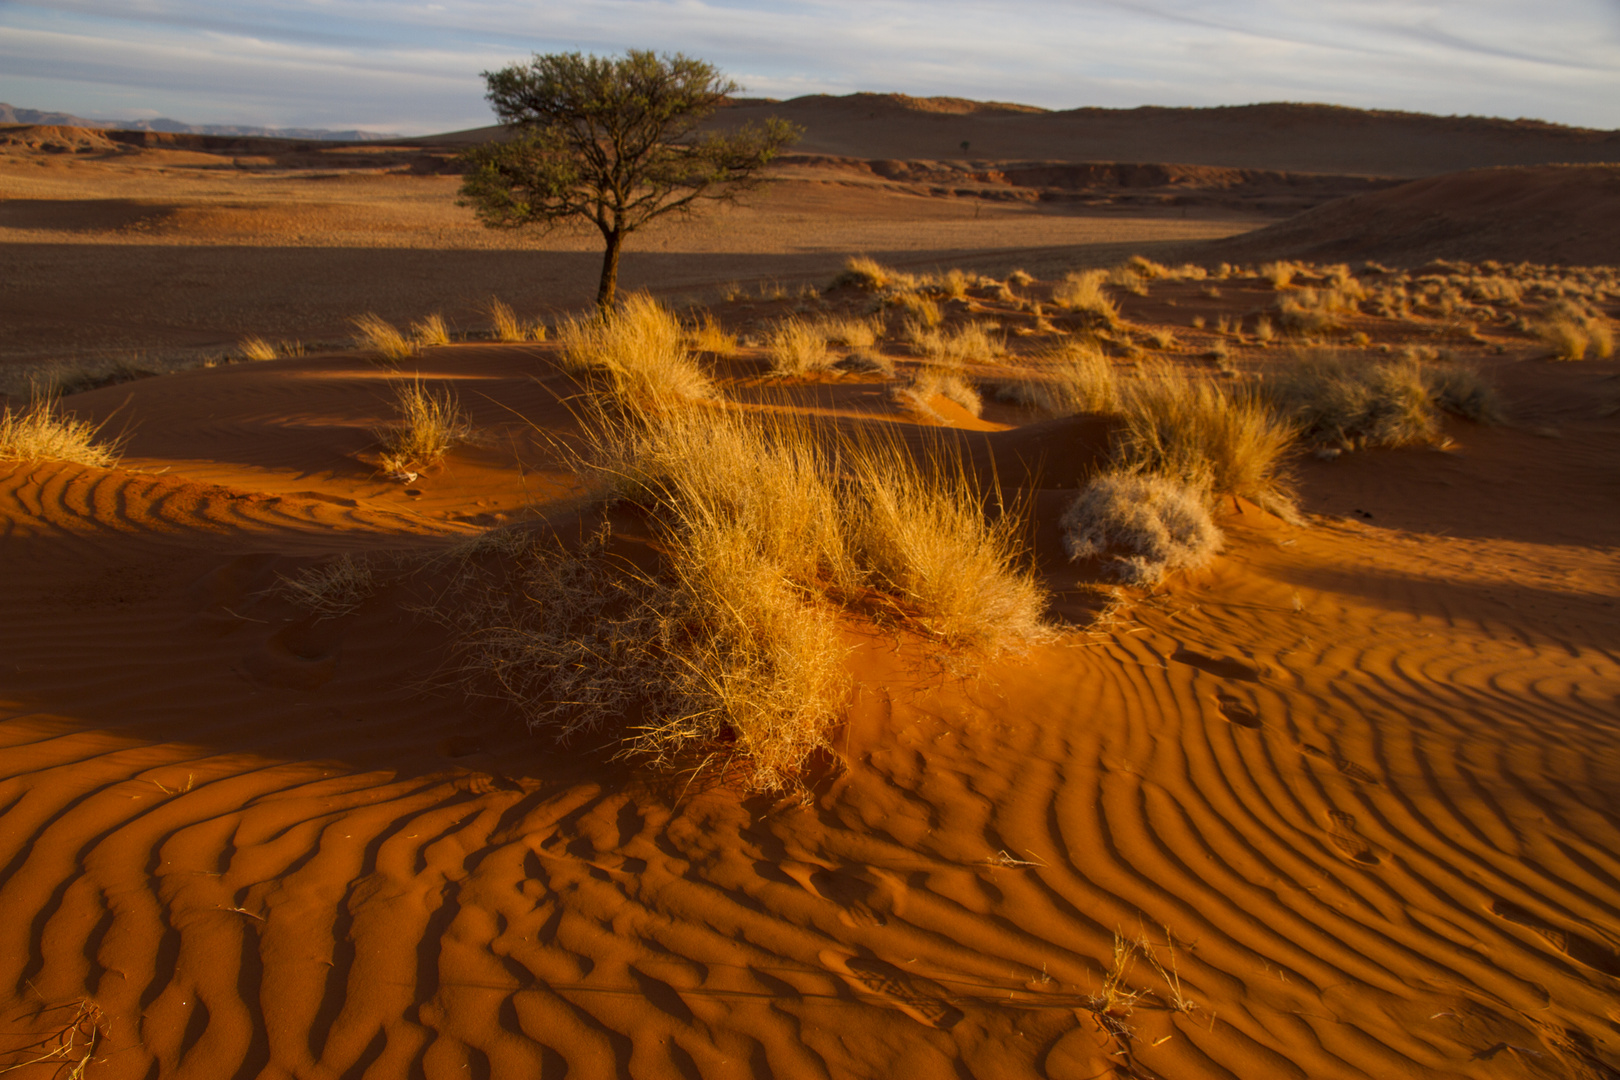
xmin=1007 ymin=269 xmax=1035 ymax=287
xmin=557 ymin=292 xmax=715 ymax=405
xmin=894 ymin=290 xmax=943 ymax=328
xmin=466 ymin=402 xmax=1047 ymax=790
xmin=820 ymin=315 xmax=884 ymax=349
xmin=1115 ymin=367 xmax=1298 ymax=518
xmin=375 ymin=378 xmax=469 ymax=471
xmin=1536 ymin=301 xmax=1614 ymax=360
xmin=411 ymin=313 xmax=452 ymax=347
xmin=1261 ymin=261 xmax=1302 ymax=289
xmin=834 ymin=255 xmax=910 ymax=292
xmin=487 ymin=298 xmax=528 ymax=342
xmin=278 ymin=554 xmax=374 ymax=619
xmin=238 ymin=335 xmax=279 ymax=362
xmin=846 ymin=434 xmax=1047 ymax=653
xmin=1052 ymin=270 xmax=1120 ymax=325
xmin=684 ymin=312 xmax=739 ymax=357
xmin=909 ymin=320 xmax=1005 ymax=367
xmin=1267 ymin=350 xmax=1500 ymax=449
xmin=892 ymin=368 xmax=983 ymax=420
xmin=1062 ymin=470 xmax=1221 ymax=585
xmin=0 ymin=392 xmax=122 ymax=468
xmin=766 ymin=317 xmax=837 ymax=377
xmin=996 ymin=341 xmax=1118 ymax=416
xmin=352 ymin=313 xmax=416 ymax=363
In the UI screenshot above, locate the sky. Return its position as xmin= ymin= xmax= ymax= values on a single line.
xmin=2 ymin=0 xmax=1618 ymax=134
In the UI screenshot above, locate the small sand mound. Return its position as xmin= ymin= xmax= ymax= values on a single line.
xmin=1212 ymin=163 xmax=1620 ymax=265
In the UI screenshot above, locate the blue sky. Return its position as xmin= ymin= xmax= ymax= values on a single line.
xmin=2 ymin=0 xmax=1617 ymax=134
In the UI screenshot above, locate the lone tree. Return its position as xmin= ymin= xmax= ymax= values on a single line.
xmin=459 ymin=51 xmax=798 ymax=311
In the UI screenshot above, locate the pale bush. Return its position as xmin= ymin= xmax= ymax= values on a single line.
xmin=1062 ymin=470 xmax=1221 ymax=584
xmin=834 ymin=255 xmax=911 ymax=292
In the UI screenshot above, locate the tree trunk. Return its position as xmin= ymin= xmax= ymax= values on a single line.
xmin=595 ymin=229 xmax=623 ymax=312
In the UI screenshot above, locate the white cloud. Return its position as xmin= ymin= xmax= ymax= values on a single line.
xmin=1 ymin=0 xmax=1616 ymax=132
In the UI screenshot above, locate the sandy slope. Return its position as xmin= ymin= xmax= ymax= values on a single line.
xmin=3 ymin=324 xmax=1620 ymax=1078
xmin=1211 ymin=165 xmax=1620 ymax=267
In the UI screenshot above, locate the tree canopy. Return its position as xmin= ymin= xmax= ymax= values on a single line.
xmin=459 ymin=51 xmax=799 ymax=310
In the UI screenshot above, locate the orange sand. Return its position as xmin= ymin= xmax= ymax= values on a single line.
xmin=3 ymin=95 xmax=1620 ymax=1079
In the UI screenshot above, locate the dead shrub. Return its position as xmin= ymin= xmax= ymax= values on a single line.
xmin=1062 ymin=470 xmax=1221 ymax=584
xmin=278 ymin=554 xmax=375 ymax=619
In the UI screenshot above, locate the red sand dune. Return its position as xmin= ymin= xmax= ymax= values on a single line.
xmin=1210 ymin=164 xmax=1620 ymax=266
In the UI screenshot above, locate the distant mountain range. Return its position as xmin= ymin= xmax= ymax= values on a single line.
xmin=0 ymin=103 xmax=397 ymax=141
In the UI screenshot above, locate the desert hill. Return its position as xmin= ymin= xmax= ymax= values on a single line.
xmin=1205 ymin=163 xmax=1620 ymax=266
xmin=0 ymin=101 xmax=391 ymax=141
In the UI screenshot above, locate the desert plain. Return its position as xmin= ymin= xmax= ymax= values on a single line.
xmin=1 ymin=94 xmax=1620 ymax=1080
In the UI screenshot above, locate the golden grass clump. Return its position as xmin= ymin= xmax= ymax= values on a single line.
xmin=375 ymin=378 xmax=469 ymax=472
xmin=470 ymin=402 xmax=1047 ymax=790
xmin=835 ymin=255 xmax=914 ymax=292
xmin=1008 ymin=269 xmax=1035 ymax=287
xmin=766 ymin=317 xmax=837 ymax=377
xmin=893 ymin=368 xmax=983 ymax=420
xmin=684 ymin=312 xmax=739 ymax=357
xmin=1115 ymin=367 xmax=1298 ymax=518
xmin=411 ymin=313 xmax=452 ymax=347
xmin=352 ymin=313 xmax=416 ymax=363
xmin=556 ymin=292 xmax=715 ymax=405
xmin=488 ymin=298 xmax=538 ymax=342
xmin=238 ymin=335 xmax=279 ymax=362
xmin=845 ymin=435 xmax=1047 ymax=653
xmin=819 ymin=314 xmax=884 ymax=349
xmin=0 ymin=393 xmax=122 ymax=468
xmin=938 ymin=268 xmax=971 ymax=301
xmin=1261 ymin=261 xmax=1301 ymax=290
xmin=1052 ymin=270 xmax=1119 ymax=325
xmin=910 ymin=320 xmax=1005 ymax=367
xmin=1062 ymin=470 xmax=1221 ymax=584
xmin=1536 ymin=301 xmax=1614 ymax=360
xmin=1266 ymin=350 xmax=1500 ymax=450
xmin=996 ymin=341 xmax=1118 ymax=416
xmin=894 ymin=290 xmax=943 ymax=327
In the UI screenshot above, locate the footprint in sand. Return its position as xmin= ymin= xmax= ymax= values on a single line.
xmin=780 ymin=863 xmax=891 ymax=927
xmin=1327 ymin=810 xmax=1381 ymax=865
xmin=1491 ymin=899 xmax=1620 ymax=977
xmin=818 ymin=949 xmax=963 ymax=1030
xmin=1300 ymin=743 xmax=1380 ymax=785
xmin=1213 ymin=689 xmax=1261 ymax=728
